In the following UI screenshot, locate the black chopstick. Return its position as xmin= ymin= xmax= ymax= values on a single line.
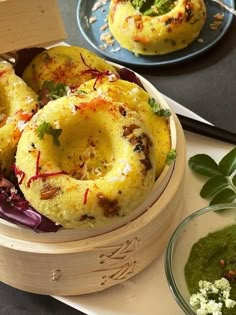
xmin=177 ymin=114 xmax=236 ymax=145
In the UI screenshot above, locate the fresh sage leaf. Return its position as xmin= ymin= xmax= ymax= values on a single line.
xmin=218 ymin=147 xmax=236 ymax=176
xmin=188 ymin=154 xmax=220 ymax=177
xmin=200 ymin=175 xmax=228 ymax=198
xmin=209 ymin=188 xmax=236 ymax=205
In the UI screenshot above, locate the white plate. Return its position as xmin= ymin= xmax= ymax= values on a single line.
xmin=53 ymin=95 xmax=234 ymax=315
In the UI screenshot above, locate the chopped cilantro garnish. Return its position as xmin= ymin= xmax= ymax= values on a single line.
xmin=166 ymin=149 xmax=177 ymax=165
xmin=36 ymin=121 xmax=62 ymax=146
xmin=38 ymin=80 xmax=69 ymax=107
xmin=74 ymin=89 xmax=87 ymax=95
xmin=148 ymin=97 xmax=171 ymax=117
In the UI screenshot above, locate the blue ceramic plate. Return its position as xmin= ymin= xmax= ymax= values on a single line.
xmin=76 ymin=0 xmax=234 ymax=66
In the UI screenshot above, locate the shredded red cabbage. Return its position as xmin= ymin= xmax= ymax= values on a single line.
xmin=14 ymin=47 xmax=45 ymax=77
xmin=118 ymin=67 xmax=145 ymax=89
xmin=0 ymin=177 xmax=59 ymax=232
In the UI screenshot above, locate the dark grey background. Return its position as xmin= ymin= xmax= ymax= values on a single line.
xmin=0 ymin=1 xmax=235 ymax=314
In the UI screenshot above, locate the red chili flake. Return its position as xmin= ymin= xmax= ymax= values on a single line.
xmin=27 ymin=151 xmax=67 ymax=187
xmin=184 ymin=0 xmax=193 ymax=21
xmin=130 ymin=15 xmax=144 ymax=30
xmin=15 ymin=109 xmax=35 ymax=123
xmin=0 ymin=70 xmax=7 ymax=77
xmin=11 ymin=164 xmax=25 ymax=185
xmin=74 ymin=105 xmax=80 ymax=111
xmin=80 ymin=53 xmax=118 ymax=90
xmin=83 ymin=188 xmax=90 ymax=205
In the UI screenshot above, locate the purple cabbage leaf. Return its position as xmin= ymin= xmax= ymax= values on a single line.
xmin=118 ymin=67 xmax=145 ymax=89
xmin=0 ymin=177 xmax=59 ymax=232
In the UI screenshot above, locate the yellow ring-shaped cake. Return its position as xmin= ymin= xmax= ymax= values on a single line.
xmin=108 ymin=0 xmax=206 ymax=55
xmin=15 ymin=94 xmax=156 ymax=229
xmin=0 ymin=62 xmax=38 ymax=175
xmin=22 ymin=45 xmax=119 ymax=93
xmin=79 ymin=77 xmax=171 ymax=177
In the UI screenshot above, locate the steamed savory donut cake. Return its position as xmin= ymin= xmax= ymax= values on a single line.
xmin=0 ymin=62 xmax=38 ymax=175
xmin=79 ymin=77 xmax=171 ymax=177
xmin=108 ymin=0 xmax=206 ymax=55
xmin=22 ymin=45 xmax=119 ymax=94
xmin=15 ymin=94 xmax=156 ymax=229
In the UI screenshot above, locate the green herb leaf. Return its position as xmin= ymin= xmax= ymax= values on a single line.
xmin=219 ymin=147 xmax=236 ymax=176
xmin=38 ymin=80 xmax=69 ymax=106
xmin=232 ymin=174 xmax=236 ymax=186
xmin=209 ymin=188 xmax=236 ymax=205
xmin=189 ymin=147 xmax=236 ymax=206
xmin=36 ymin=121 xmax=62 ymax=146
xmin=74 ymin=89 xmax=87 ymax=95
xmin=166 ymin=149 xmax=177 ymax=165
xmin=188 ymin=154 xmax=220 ymax=177
xmin=148 ymin=97 xmax=171 ymax=117
xmin=200 ymin=175 xmax=228 ymax=198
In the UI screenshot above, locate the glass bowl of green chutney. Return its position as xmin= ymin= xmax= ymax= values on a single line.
xmin=165 ymin=203 xmax=236 ymax=315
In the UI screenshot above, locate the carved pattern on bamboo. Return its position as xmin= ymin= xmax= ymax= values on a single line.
xmin=96 ymin=237 xmax=140 ymax=285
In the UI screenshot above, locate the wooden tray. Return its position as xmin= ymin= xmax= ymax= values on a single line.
xmin=0 ymin=0 xmax=66 ymax=54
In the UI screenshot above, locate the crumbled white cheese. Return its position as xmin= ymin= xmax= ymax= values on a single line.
xmin=110 ymin=47 xmax=121 ymax=53
xmin=120 ymin=160 xmax=131 ymax=175
xmin=190 ymin=278 xmax=236 ymax=315
xmin=100 ymin=32 xmax=115 ymax=45
xmin=89 ymin=16 xmax=97 ymax=24
xmin=96 ymin=87 xmax=103 ymax=96
xmin=17 ymin=120 xmax=27 ymax=131
xmin=24 ymin=95 xmax=35 ymax=104
xmin=108 ymin=73 xmax=117 ymax=82
xmin=108 ymin=160 xmax=132 ymax=182
xmin=53 ymin=120 xmax=61 ymax=129
xmin=68 ymin=102 xmax=77 ymax=114
xmin=100 ymin=23 xmax=108 ymax=32
xmin=129 ymin=87 xmax=139 ymax=95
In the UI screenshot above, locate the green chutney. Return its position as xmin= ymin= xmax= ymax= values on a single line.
xmin=185 ymin=224 xmax=236 ymax=315
xmin=131 ymin=0 xmax=176 ymax=16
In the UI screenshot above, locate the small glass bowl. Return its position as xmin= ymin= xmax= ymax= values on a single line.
xmin=165 ymin=203 xmax=236 ymax=314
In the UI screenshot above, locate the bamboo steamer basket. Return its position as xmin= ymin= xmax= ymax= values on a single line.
xmin=0 ymin=64 xmax=186 ymax=296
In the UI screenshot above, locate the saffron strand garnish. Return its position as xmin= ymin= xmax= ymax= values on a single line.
xmin=35 ymin=150 xmax=41 ymax=176
xmin=27 ymin=171 xmax=67 ymax=188
xmin=27 ymin=150 xmax=67 ymax=187
xmin=12 ymin=164 xmax=25 ymax=185
xmin=80 ymin=53 xmax=118 ymax=90
xmin=83 ymin=188 xmax=90 ymax=205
